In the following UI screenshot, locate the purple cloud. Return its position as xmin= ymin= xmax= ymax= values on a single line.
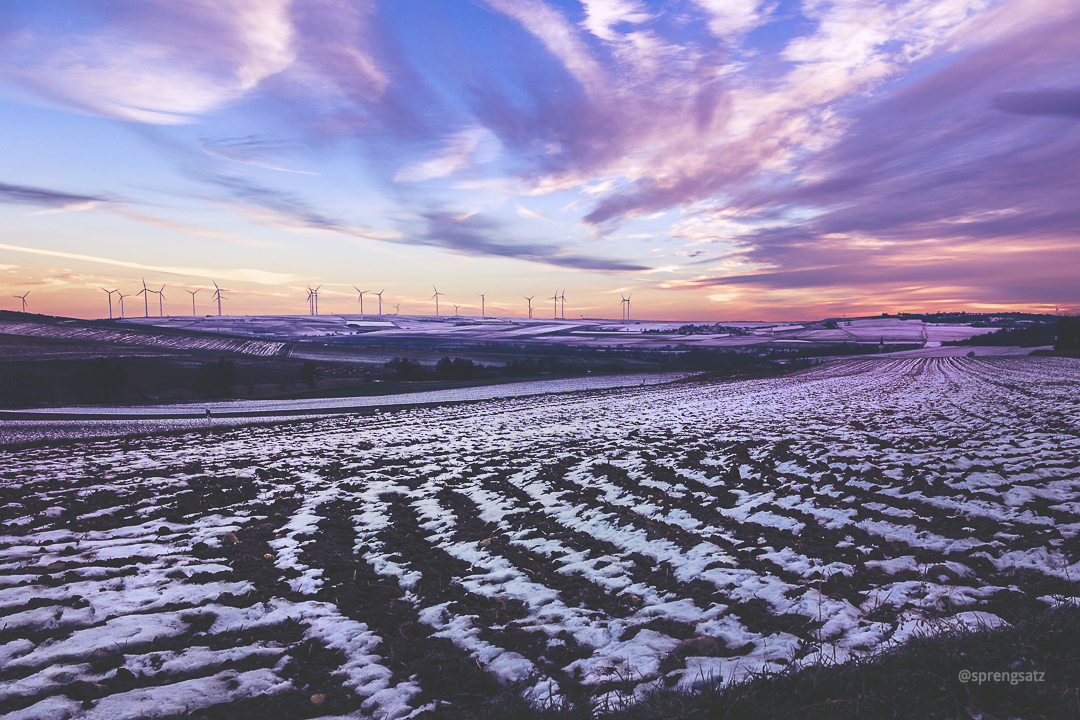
xmin=0 ymin=181 xmax=112 ymax=209
xmin=993 ymin=89 xmax=1080 ymax=117
xmin=420 ymin=211 xmax=649 ymax=271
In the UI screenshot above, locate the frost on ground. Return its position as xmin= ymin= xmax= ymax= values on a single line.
xmin=1 ymin=356 xmax=1078 ymax=718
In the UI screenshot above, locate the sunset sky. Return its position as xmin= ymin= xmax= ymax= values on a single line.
xmin=1 ymin=0 xmax=1077 ymax=321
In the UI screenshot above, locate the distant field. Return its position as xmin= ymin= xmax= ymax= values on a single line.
xmin=117 ymin=314 xmax=997 ymax=350
xmin=1 ymin=357 xmax=1078 ymax=718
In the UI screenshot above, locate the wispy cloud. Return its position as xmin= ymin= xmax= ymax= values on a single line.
xmin=199 ymin=173 xmax=401 ymax=241
xmin=200 ymin=136 xmax=318 ymax=174
xmin=515 ymin=203 xmax=551 ymax=222
xmin=420 ymin=211 xmax=649 ymax=271
xmin=0 ymin=242 xmax=302 ymax=286
xmin=1 ymin=179 xmax=270 ymax=246
xmin=394 ymin=128 xmax=490 ymax=182
xmin=993 ymin=88 xmax=1080 ymax=117
xmin=0 ymin=181 xmax=113 ymax=209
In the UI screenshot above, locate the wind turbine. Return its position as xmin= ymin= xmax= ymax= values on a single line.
xmin=559 ymin=289 xmax=567 ymax=320
xmin=549 ymin=290 xmax=559 ymax=319
xmin=524 ymin=295 xmax=534 ymax=319
xmin=308 ymin=285 xmax=321 ymax=315
xmin=353 ymin=287 xmax=368 ymax=316
xmin=374 ymin=289 xmax=384 ymax=315
xmin=137 ymin=278 xmax=150 ymax=317
xmin=305 ymin=287 xmax=313 ymax=315
xmin=117 ymin=291 xmax=128 ymax=318
xmin=101 ymin=288 xmax=117 ymax=319
xmin=479 ymin=293 xmax=486 ymax=319
xmin=155 ymin=284 xmax=166 ymax=317
xmin=12 ymin=291 xmax=29 ymax=312
xmin=453 ymin=304 xmax=460 ymax=317
xmin=620 ymin=293 xmax=632 ymax=321
xmin=393 ymin=303 xmax=401 ymax=315
xmin=431 ymin=285 xmax=444 ymax=316
xmin=186 ymin=289 xmax=200 ymax=316
xmin=212 ymin=280 xmax=226 ymax=316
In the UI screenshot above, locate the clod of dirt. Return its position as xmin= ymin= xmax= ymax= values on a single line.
xmin=478 ymin=537 xmax=493 ymax=547
xmin=927 ymin=564 xmax=958 ymax=582
xmin=672 ymin=635 xmax=722 ymax=658
xmin=88 ymin=650 xmax=124 ymax=672
xmin=65 ymin=681 xmax=108 ymax=700
xmin=222 ymin=532 xmax=239 ymax=545
xmin=310 ymin=693 xmax=326 ymax=706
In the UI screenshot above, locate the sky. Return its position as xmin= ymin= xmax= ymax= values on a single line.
xmin=1 ymin=0 xmax=1078 ymax=322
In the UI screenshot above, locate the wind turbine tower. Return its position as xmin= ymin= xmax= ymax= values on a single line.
xmin=156 ymin=285 xmax=166 ymax=317
xmin=138 ymin=278 xmax=150 ymax=317
xmin=117 ymin=291 xmax=128 ymax=318
xmin=431 ymin=286 xmax=445 ymax=316
xmin=101 ymin=288 xmax=117 ymax=319
xmin=479 ymin=293 xmax=485 ymax=319
xmin=374 ymin=289 xmax=384 ymax=315
xmin=559 ymin=289 xmax=567 ymax=320
xmin=353 ymin=287 xmax=368 ymax=316
xmin=393 ymin=303 xmax=401 ymax=315
xmin=549 ymin=290 xmax=558 ymax=319
xmin=13 ymin=292 xmax=29 ymax=313
xmin=186 ymin=289 xmax=200 ymax=316
xmin=524 ymin=295 xmax=534 ymax=319
xmin=212 ymin=281 xmax=226 ymax=316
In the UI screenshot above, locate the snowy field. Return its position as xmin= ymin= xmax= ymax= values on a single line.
xmin=1 ymin=357 xmax=1079 ymax=719
xmin=0 ymin=319 xmax=286 ymax=357
xmin=117 ymin=314 xmax=995 ymax=349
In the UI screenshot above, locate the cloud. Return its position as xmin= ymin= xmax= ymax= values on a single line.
xmin=201 ymin=173 xmax=642 ymax=270
xmin=0 ymin=179 xmax=273 ymax=246
xmin=608 ymin=4 xmax=1080 ymax=310
xmin=0 ymin=181 xmax=113 ymax=209
xmin=993 ymin=88 xmax=1080 ymax=117
xmin=691 ymin=0 xmax=767 ymax=38
xmin=106 ymin=207 xmax=274 ymax=247
xmin=1 ymin=0 xmax=297 ymax=124
xmin=200 ymin=136 xmax=318 ymax=174
xmin=394 ymin=128 xmax=490 ymax=182
xmin=515 ymin=203 xmax=550 ymax=221
xmin=34 ymin=201 xmax=101 ymax=215
xmin=420 ymin=211 xmax=649 ymax=271
xmin=201 ymin=173 xmax=400 ymax=241
xmin=0 ymin=242 xmax=302 ymax=285
xmin=579 ymin=0 xmax=652 ymax=42
xmin=483 ymin=0 xmax=606 ymax=94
